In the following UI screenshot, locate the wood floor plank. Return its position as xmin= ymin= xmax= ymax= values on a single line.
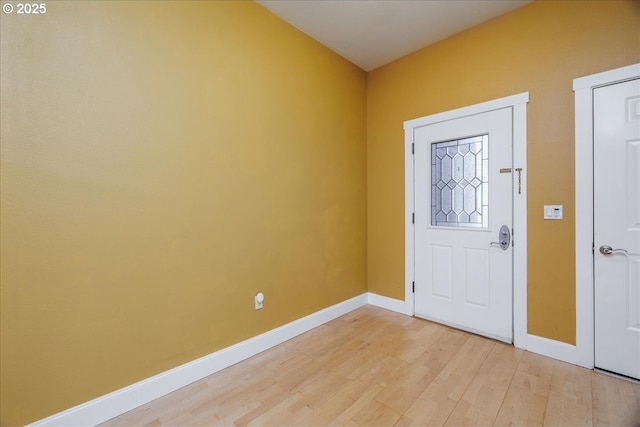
xmin=543 ymin=360 xmax=594 ymax=427
xmin=349 ymin=399 xmax=402 ymax=426
xmin=297 ymin=372 xmax=351 ymax=411
xmin=493 ymin=351 xmax=554 ymax=427
xmin=591 ymin=372 xmax=640 ymax=427
xmin=375 ymin=327 xmax=469 ymax=415
xmin=310 ymin=381 xmax=382 ymax=426
xmin=99 ymin=306 xmax=640 ymax=427
xmin=399 ymin=334 xmax=494 ymax=426
xmin=297 ymin=380 xmax=362 ymax=425
xmin=373 ymin=359 xmax=430 ymax=414
xmin=357 ymin=354 xmax=410 ymax=389
xmin=444 ymin=342 xmax=523 ymax=426
xmin=222 ymin=383 xmax=290 ymax=426
xmin=245 ymin=392 xmax=312 ymax=427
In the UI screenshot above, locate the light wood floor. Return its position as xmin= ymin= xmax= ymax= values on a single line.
xmin=101 ymin=306 xmax=640 ymax=427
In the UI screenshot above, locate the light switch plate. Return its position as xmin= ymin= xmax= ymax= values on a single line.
xmin=544 ymin=205 xmax=563 ymax=220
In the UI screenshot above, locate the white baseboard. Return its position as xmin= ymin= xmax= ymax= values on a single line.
xmin=27 ymin=294 xmax=588 ymax=427
xmin=28 ymin=294 xmax=368 ymax=427
xmin=526 ymin=334 xmax=577 ymax=365
xmin=367 ymin=292 xmax=413 ymax=315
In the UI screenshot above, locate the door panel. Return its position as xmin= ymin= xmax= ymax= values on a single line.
xmin=431 ymin=245 xmax=453 ymax=299
xmin=594 ymin=78 xmax=640 ymax=379
xmin=465 ymin=248 xmax=489 ymax=308
xmin=414 ymin=108 xmax=513 ymax=343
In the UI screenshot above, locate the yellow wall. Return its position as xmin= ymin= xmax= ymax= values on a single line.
xmin=0 ymin=1 xmax=366 ymax=425
xmin=367 ymin=1 xmax=640 ymax=343
xmin=3 ymin=0 xmax=640 ymax=425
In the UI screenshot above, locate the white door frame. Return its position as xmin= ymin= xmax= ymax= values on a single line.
xmin=404 ymin=93 xmax=529 ymax=349
xmin=573 ymin=63 xmax=640 ymax=369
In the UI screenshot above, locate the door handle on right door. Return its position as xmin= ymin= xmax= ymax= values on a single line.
xmin=599 ymin=245 xmax=639 ymax=256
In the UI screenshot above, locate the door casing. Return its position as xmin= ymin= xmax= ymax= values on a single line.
xmin=574 ymin=63 xmax=640 ymax=369
xmin=404 ymin=93 xmax=529 ymax=349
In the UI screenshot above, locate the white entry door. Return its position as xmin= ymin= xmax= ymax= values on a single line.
xmin=414 ymin=107 xmax=513 ymax=343
xmin=594 ymin=78 xmax=640 ymax=380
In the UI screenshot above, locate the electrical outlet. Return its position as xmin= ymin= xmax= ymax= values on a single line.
xmin=255 ymin=292 xmax=264 ymax=310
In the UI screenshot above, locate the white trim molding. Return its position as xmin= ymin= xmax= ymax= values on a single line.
xmin=28 ymin=294 xmax=368 ymax=427
xmin=404 ymin=92 xmax=529 ymax=349
xmin=573 ymin=63 xmax=640 ymax=369
xmin=405 ymin=111 xmax=417 ymax=317
xmin=527 ymin=334 xmax=577 ymax=365
xmin=367 ymin=292 xmax=413 ymax=315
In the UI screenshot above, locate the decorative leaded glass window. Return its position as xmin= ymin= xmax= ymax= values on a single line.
xmin=431 ymin=135 xmax=489 ymax=228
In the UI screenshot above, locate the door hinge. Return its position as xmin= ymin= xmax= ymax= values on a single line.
xmin=412 ymin=281 xmax=415 ymax=293
xmin=412 ymin=213 xmax=415 ymax=224
xmin=412 ymin=143 xmax=415 ymax=154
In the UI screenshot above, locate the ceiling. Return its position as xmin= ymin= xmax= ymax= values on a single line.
xmin=256 ymin=0 xmax=532 ymax=71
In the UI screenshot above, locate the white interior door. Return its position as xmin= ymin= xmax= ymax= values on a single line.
xmin=414 ymin=107 xmax=513 ymax=343
xmin=594 ymin=78 xmax=640 ymax=380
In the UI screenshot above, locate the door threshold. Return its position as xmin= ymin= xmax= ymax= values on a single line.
xmin=594 ymin=368 xmax=640 ymax=384
xmin=414 ymin=312 xmax=512 ymax=345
